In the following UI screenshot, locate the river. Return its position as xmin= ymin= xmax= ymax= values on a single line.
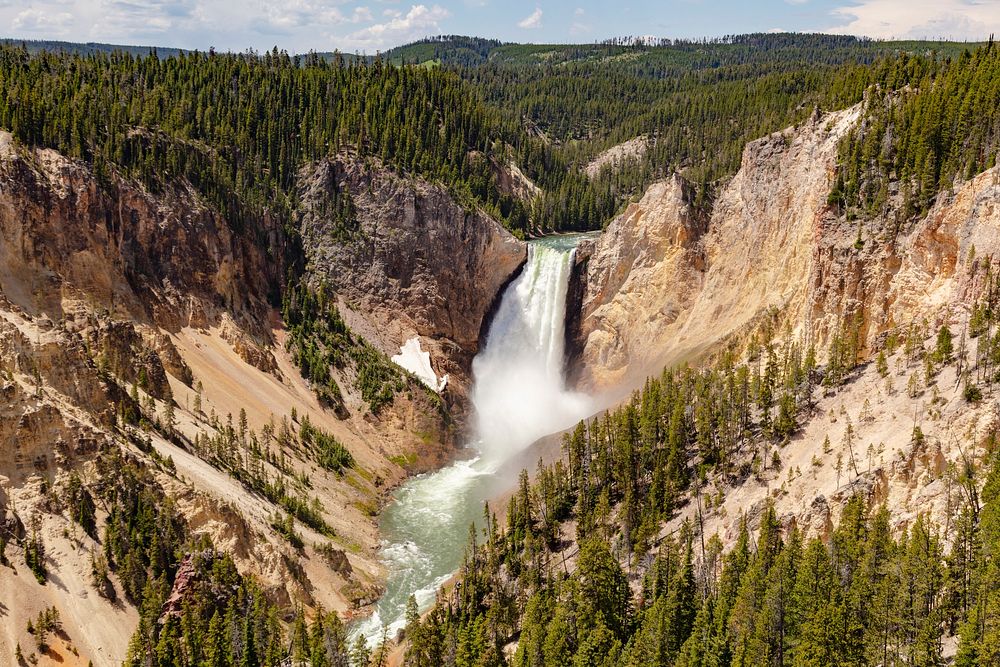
xmin=350 ymin=233 xmax=596 ymax=647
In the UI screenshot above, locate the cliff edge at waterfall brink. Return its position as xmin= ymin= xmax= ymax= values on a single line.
xmin=571 ymin=106 xmax=862 ymax=390
xmin=298 ymin=155 xmax=527 ymax=407
xmin=573 ymin=103 xmax=1000 ymax=391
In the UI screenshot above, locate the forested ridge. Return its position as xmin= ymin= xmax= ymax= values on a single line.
xmin=0 ymin=45 xmax=534 ymax=236
xmin=390 ymin=34 xmax=994 ymax=224
xmin=0 ymin=34 xmax=993 ymax=243
xmin=831 ymin=40 xmax=1000 ymax=226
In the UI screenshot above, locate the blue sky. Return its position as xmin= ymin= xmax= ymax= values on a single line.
xmin=1 ymin=0 xmax=997 ymax=53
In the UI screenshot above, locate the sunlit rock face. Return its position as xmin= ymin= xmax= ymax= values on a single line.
xmin=571 ymin=107 xmax=859 ymax=391
xmin=572 ymin=102 xmax=1000 ymax=404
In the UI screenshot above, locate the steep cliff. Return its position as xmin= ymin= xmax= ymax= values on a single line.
xmin=568 ymin=174 xmax=706 ymax=387
xmin=297 ymin=155 xmax=527 ymax=402
xmin=572 ymin=106 xmax=860 ymax=389
xmin=0 ymin=132 xmax=279 ymax=338
xmin=574 ymin=105 xmax=1000 ymax=393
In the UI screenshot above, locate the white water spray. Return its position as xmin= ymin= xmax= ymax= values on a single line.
xmin=351 ymin=235 xmax=594 ymax=646
xmin=473 ymin=242 xmax=593 ymax=459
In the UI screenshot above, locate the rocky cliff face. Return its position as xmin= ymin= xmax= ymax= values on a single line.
xmin=568 ymin=174 xmax=706 ymax=387
xmin=806 ymin=162 xmax=1000 ymax=355
xmin=569 ymin=104 xmax=1000 ymax=552
xmin=573 ymin=105 xmax=1000 ymax=392
xmin=297 ymin=155 xmax=527 ymax=401
xmin=571 ymin=106 xmax=853 ymax=389
xmin=0 ymin=132 xmax=279 ymax=338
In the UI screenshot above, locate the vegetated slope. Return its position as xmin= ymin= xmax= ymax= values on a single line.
xmin=0 ymin=38 xmax=187 ymax=58
xmin=406 ymin=302 xmax=1000 ymax=666
xmin=0 ymin=128 xmax=455 ymax=665
xmin=0 ymin=53 xmax=525 ymax=664
xmin=420 ymin=33 xmax=982 ymax=236
xmin=401 ymin=44 xmax=1000 ymax=667
xmin=387 ymin=33 xmax=974 ymax=72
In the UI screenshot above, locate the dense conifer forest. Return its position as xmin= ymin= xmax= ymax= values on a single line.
xmin=389 ymin=34 xmax=993 ymax=216
xmin=0 ymin=35 xmax=992 ymax=241
xmin=831 ymin=41 xmax=1000 ymax=224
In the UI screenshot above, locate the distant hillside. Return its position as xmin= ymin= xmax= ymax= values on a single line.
xmin=0 ymin=37 xmax=186 ymax=58
xmin=381 ymin=33 xmax=982 ymax=70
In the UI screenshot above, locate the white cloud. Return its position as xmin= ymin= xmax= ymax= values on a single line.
xmin=12 ymin=7 xmax=74 ymax=34
xmin=570 ymin=7 xmax=590 ymax=35
xmin=253 ymin=1 xmax=373 ymax=35
xmin=99 ymin=0 xmax=197 ymax=36
xmin=352 ymin=6 xmax=374 ymax=22
xmin=342 ymin=3 xmax=450 ymax=50
xmin=518 ymin=6 xmax=542 ymax=29
xmin=828 ymin=0 xmax=1000 ymax=40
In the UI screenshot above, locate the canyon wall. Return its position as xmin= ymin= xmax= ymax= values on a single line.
xmin=569 ymin=105 xmax=1000 ymax=555
xmin=298 ymin=155 xmax=527 ymax=400
xmin=572 ymin=105 xmax=1000 ymax=391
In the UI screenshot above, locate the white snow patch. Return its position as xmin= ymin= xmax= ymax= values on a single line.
xmin=392 ymin=337 xmax=448 ymax=392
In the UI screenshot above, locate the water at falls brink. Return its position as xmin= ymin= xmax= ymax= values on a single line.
xmin=351 ymin=236 xmax=594 ymax=646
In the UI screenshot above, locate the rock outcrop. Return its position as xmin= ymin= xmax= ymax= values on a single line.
xmin=0 ymin=131 xmax=279 ymax=338
xmin=571 ymin=107 xmax=856 ymax=388
xmin=572 ymin=105 xmax=1000 ymax=391
xmin=297 ymin=155 xmax=527 ymax=401
xmin=569 ymin=174 xmax=706 ymax=387
xmin=805 ymin=162 xmax=1000 ymax=355
xmin=584 ymin=136 xmax=649 ymax=179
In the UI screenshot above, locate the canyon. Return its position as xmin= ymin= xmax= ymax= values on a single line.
xmin=2 ymin=97 xmax=999 ymax=664
xmin=570 ymin=103 xmax=1000 ymax=552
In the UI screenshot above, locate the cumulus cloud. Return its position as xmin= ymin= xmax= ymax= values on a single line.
xmin=518 ymin=7 xmax=542 ymax=29
xmin=254 ymin=1 xmax=373 ymax=35
xmin=12 ymin=7 xmax=74 ymax=34
xmin=101 ymin=0 xmax=197 ymax=36
xmin=828 ymin=0 xmax=1000 ymax=40
xmin=342 ymin=3 xmax=450 ymax=50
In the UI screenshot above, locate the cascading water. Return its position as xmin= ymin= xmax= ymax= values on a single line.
xmin=472 ymin=239 xmax=594 ymax=460
xmin=351 ymin=235 xmax=595 ymax=646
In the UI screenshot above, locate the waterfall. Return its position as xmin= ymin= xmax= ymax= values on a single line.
xmin=351 ymin=235 xmax=594 ymax=646
xmin=472 ymin=242 xmax=593 ymax=460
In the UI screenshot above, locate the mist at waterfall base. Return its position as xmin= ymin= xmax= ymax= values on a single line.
xmin=350 ymin=235 xmax=595 ymax=646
